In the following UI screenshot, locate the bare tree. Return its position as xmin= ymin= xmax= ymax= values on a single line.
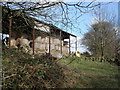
xmin=115 ymin=27 xmax=120 ymax=65
xmin=82 ymin=21 xmax=118 ymax=61
xmin=1 ymin=1 xmax=101 ymax=31
xmin=82 ymin=3 xmax=119 ymax=61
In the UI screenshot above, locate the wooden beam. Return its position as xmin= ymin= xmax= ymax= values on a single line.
xmin=49 ymin=32 xmax=51 ymax=55
xmin=60 ymin=31 xmax=62 ymax=54
xmin=69 ymin=35 xmax=71 ymax=55
xmin=32 ymin=24 xmax=35 ymax=58
xmin=75 ymin=37 xmax=77 ymax=51
xmin=9 ymin=18 xmax=12 ymax=48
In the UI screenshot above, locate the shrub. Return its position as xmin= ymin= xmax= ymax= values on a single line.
xmin=2 ymin=49 xmax=74 ymax=89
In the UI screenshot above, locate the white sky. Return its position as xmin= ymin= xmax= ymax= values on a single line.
xmin=70 ymin=36 xmax=87 ymax=53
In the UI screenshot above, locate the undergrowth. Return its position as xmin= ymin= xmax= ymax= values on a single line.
xmin=2 ymin=48 xmax=75 ymax=89
xmin=2 ymin=48 xmax=119 ymax=88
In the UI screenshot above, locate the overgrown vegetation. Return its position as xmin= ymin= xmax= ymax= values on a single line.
xmin=2 ymin=48 xmax=75 ymax=89
xmin=2 ymin=48 xmax=119 ymax=88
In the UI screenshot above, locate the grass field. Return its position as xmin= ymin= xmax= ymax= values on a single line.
xmin=58 ymin=57 xmax=120 ymax=88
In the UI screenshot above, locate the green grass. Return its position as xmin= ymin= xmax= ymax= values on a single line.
xmin=58 ymin=57 xmax=119 ymax=88
xmin=2 ymin=49 xmax=120 ymax=88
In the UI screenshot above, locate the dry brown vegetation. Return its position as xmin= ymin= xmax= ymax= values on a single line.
xmin=2 ymin=48 xmax=76 ymax=89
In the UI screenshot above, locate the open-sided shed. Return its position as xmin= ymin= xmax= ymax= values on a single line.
xmin=2 ymin=6 xmax=77 ymax=57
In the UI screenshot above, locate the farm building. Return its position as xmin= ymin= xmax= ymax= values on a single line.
xmin=2 ymin=6 xmax=77 ymax=57
xmin=32 ymin=18 xmax=77 ymax=56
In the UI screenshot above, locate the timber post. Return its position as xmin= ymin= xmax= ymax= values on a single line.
xmin=69 ymin=35 xmax=71 ymax=55
xmin=60 ymin=30 xmax=62 ymax=54
xmin=75 ymin=37 xmax=77 ymax=52
xmin=9 ymin=17 xmax=12 ymax=48
xmin=49 ymin=31 xmax=51 ymax=56
xmin=32 ymin=22 xmax=35 ymax=58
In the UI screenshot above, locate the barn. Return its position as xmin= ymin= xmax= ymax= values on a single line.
xmin=33 ymin=18 xmax=77 ymax=56
xmin=2 ymin=6 xmax=77 ymax=57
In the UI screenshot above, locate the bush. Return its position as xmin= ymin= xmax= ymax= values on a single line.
xmin=2 ymin=49 xmax=74 ymax=89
